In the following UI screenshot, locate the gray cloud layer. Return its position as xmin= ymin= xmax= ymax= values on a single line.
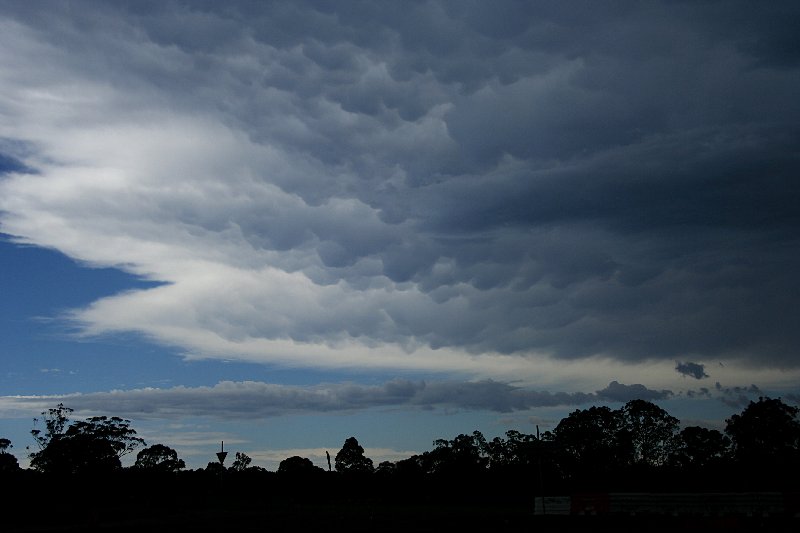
xmin=2 ymin=379 xmax=671 ymax=419
xmin=1 ymin=1 xmax=798 ymax=373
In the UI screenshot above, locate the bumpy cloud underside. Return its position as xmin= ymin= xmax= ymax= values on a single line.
xmin=1 ymin=1 xmax=798 ymax=372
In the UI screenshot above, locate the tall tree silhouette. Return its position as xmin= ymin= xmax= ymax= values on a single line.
xmin=621 ymin=399 xmax=679 ymax=467
xmin=335 ymin=437 xmax=374 ymax=473
xmin=725 ymin=397 xmax=800 ymax=467
xmin=552 ymin=406 xmax=632 ymax=481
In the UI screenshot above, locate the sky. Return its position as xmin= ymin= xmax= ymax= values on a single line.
xmin=1 ymin=1 xmax=799 ymax=470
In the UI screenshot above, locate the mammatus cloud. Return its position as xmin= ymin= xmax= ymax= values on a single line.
xmin=675 ymin=361 xmax=709 ymax=380
xmin=0 ymin=2 xmax=799 ymax=380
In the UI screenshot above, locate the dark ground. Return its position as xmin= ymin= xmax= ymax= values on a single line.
xmin=4 ymin=470 xmax=798 ymax=532
xmin=6 ymin=499 xmax=798 ymax=533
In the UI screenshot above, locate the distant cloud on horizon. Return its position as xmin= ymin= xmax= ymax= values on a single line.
xmin=0 ymin=378 xmax=770 ymax=421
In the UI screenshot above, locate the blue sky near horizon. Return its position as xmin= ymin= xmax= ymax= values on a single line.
xmin=1 ymin=1 xmax=799 ymax=470
xmin=0 ymin=239 xmax=166 ymax=392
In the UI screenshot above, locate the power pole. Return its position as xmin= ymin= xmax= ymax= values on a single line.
xmin=537 ymin=425 xmax=546 ymax=516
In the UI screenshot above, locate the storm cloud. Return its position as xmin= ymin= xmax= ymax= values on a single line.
xmin=1 ymin=1 xmax=798 ymax=380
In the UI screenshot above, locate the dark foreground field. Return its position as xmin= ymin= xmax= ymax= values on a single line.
xmin=5 ymin=478 xmax=799 ymax=533
xmin=6 ymin=503 xmax=799 ymax=533
xmin=4 ymin=468 xmax=799 ymax=532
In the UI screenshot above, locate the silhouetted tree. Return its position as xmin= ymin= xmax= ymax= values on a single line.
xmin=231 ymin=451 xmax=252 ymax=471
xmin=484 ymin=430 xmax=539 ymax=471
xmin=393 ymin=454 xmax=426 ymax=477
xmin=29 ymin=405 xmax=145 ymax=474
xmin=621 ymin=399 xmax=679 ymax=467
xmin=134 ymin=444 xmax=186 ymax=472
xmin=670 ymin=426 xmax=730 ymax=468
xmin=203 ymin=461 xmax=223 ymax=474
xmin=375 ymin=460 xmax=396 ymax=476
xmin=31 ymin=432 xmax=121 ymax=474
xmin=335 ymin=437 xmax=374 ymax=473
xmin=0 ymin=452 xmax=17 ymax=472
xmin=278 ymin=455 xmax=324 ymax=475
xmin=725 ymin=397 xmax=800 ymax=467
xmin=30 ymin=403 xmax=72 ymax=451
xmin=427 ymin=431 xmax=488 ymax=475
xmin=552 ymin=406 xmax=632 ymax=481
xmin=69 ymin=416 xmax=145 ymax=458
xmin=0 ymin=438 xmax=19 ymax=472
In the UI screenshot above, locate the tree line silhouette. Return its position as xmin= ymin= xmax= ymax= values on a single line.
xmin=1 ymin=397 xmax=799 ymax=484
xmin=1 ymin=397 xmax=799 ymax=530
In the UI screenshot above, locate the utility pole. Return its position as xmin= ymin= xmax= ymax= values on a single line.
xmin=537 ymin=425 xmax=546 ymax=516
